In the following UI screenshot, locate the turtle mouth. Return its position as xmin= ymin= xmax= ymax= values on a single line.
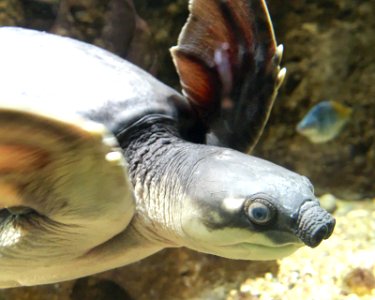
xmin=296 ymin=200 xmax=335 ymax=248
xmin=219 ymin=240 xmax=303 ymax=261
xmin=235 ymin=241 xmax=303 ymax=250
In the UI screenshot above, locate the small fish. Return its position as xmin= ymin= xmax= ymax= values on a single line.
xmin=296 ymin=100 xmax=352 ymax=143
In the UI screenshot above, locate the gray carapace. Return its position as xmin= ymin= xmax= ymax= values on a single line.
xmin=0 ymin=0 xmax=335 ymax=288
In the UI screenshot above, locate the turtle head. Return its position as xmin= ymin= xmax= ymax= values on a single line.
xmin=180 ymin=149 xmax=335 ymax=260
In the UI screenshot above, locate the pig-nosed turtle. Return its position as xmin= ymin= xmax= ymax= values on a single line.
xmin=0 ymin=0 xmax=335 ymax=287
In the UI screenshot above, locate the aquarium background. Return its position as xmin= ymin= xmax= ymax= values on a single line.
xmin=0 ymin=0 xmax=374 ymax=299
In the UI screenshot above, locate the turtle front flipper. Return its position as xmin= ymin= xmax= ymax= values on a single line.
xmin=0 ymin=106 xmax=134 ymax=286
xmin=171 ymin=0 xmax=285 ymax=153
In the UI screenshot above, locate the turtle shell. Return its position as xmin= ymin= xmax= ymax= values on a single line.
xmin=0 ymin=27 xmax=195 ymax=136
xmin=0 ymin=27 xmax=195 ymax=285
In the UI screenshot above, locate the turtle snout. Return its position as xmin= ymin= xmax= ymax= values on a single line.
xmin=296 ymin=200 xmax=336 ymax=248
xmin=308 ymin=218 xmax=335 ymax=247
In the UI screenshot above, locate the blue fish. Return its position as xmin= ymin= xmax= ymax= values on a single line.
xmin=296 ymin=100 xmax=352 ymax=143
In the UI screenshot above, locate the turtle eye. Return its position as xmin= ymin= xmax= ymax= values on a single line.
xmin=246 ymin=200 xmax=275 ymax=225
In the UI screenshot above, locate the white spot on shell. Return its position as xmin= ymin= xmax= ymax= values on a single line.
xmin=105 ymin=151 xmax=123 ymax=164
xmin=277 ymin=68 xmax=287 ymax=88
xmin=276 ymin=44 xmax=284 ymax=61
xmin=81 ymin=121 xmax=106 ymax=135
xmin=102 ymin=136 xmax=119 ymax=148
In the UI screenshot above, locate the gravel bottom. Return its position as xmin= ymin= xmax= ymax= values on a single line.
xmin=226 ymin=197 xmax=375 ymax=300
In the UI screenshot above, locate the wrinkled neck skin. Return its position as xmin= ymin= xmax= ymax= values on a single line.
xmin=120 ymin=119 xmax=202 ymax=249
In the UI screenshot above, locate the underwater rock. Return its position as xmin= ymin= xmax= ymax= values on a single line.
xmin=0 ymin=0 xmax=24 ymax=26
xmin=343 ymin=267 xmax=375 ymax=296
xmin=0 ymin=0 xmax=154 ymax=70
xmin=71 ymin=278 xmax=133 ymax=300
xmin=51 ymin=0 xmax=154 ymax=70
xmin=51 ymin=0 xmax=137 ymax=54
xmin=318 ymin=194 xmax=338 ymax=213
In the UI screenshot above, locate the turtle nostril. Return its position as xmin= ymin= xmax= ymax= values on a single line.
xmin=310 ymin=219 xmax=335 ymax=247
xmin=311 ymin=225 xmax=328 ymax=247
xmin=324 ymin=218 xmax=336 ymax=239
